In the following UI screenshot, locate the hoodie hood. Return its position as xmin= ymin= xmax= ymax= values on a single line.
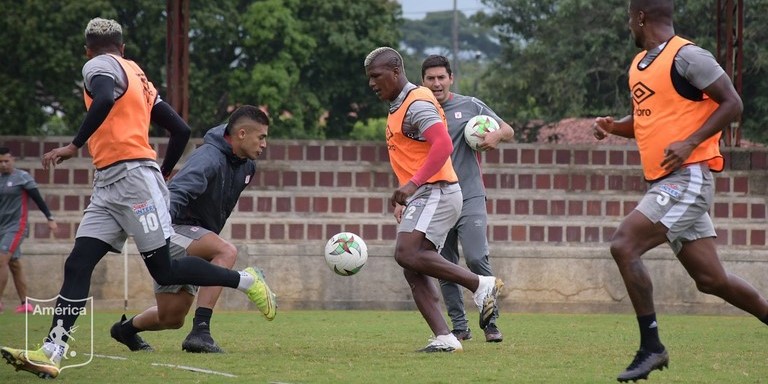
xmin=203 ymin=124 xmax=246 ymax=165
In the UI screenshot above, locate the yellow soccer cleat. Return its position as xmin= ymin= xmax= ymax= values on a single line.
xmin=243 ymin=267 xmax=277 ymax=320
xmin=1 ymin=346 xmax=60 ymax=379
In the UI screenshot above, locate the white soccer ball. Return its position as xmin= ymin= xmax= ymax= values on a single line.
xmin=324 ymin=232 xmax=368 ymax=276
xmin=463 ymin=114 xmax=500 ymax=152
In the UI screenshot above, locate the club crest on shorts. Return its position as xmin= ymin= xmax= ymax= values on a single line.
xmin=26 ymin=295 xmax=94 ymax=371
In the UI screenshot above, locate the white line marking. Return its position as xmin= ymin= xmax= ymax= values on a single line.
xmin=86 ymin=353 xmax=128 ymax=360
xmin=151 ymin=363 xmax=237 ymax=378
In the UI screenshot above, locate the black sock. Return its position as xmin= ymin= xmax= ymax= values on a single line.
xmin=637 ymin=313 xmax=664 ymax=353
xmin=192 ymin=307 xmax=213 ymax=333
xmin=121 ymin=315 xmax=142 ymax=336
xmin=760 ymin=313 xmax=768 ymax=326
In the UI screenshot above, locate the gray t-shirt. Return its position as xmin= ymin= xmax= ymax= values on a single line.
xmin=639 ymin=43 xmax=724 ymax=90
xmin=389 ymin=82 xmax=445 ymax=140
xmin=82 ymin=55 xmax=161 ymax=104
xmin=440 ymin=93 xmax=503 ymax=200
xmin=0 ymin=169 xmax=37 ymax=233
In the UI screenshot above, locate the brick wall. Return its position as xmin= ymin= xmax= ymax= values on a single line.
xmin=3 ymin=136 xmax=767 ymax=314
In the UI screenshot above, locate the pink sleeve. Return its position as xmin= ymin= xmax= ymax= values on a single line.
xmin=410 ymin=122 xmax=453 ymax=186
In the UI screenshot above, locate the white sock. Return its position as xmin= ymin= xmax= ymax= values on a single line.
xmin=236 ymin=270 xmax=255 ymax=291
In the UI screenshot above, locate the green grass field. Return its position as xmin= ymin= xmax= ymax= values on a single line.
xmin=0 ymin=310 xmax=766 ymax=383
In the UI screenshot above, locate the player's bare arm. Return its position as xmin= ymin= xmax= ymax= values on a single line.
xmin=593 ymin=115 xmax=635 ymax=140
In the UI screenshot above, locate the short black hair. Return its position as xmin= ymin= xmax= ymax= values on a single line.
xmin=630 ymin=0 xmax=674 ymax=23
xmin=85 ymin=17 xmax=123 ymax=52
xmin=225 ymin=105 xmax=270 ymax=135
xmin=0 ymin=147 xmax=9 ymax=155
xmin=421 ymin=55 xmax=452 ymax=78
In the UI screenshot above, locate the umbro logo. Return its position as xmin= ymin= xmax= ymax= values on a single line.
xmin=632 ymin=82 xmax=655 ymax=105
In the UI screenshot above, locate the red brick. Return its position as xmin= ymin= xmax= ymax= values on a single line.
xmin=732 ymin=203 xmax=748 ymax=218
xmin=609 ymin=150 xmax=624 ymax=165
xmin=350 ymin=197 xmax=365 ymax=213
xmin=533 ymin=200 xmax=547 ymax=215
xmin=627 ymin=150 xmax=641 ymax=166
xmin=64 ymin=196 xmax=80 ymax=211
xmin=584 ymin=227 xmax=600 ymax=242
xmin=362 ymin=224 xmax=378 ymax=240
xmin=623 ymin=201 xmax=637 ymax=215
xmin=23 ymin=142 xmax=40 ymax=157
xmin=238 ymin=196 xmax=254 ymax=212
xmin=338 ymin=172 xmax=352 ymax=187
xmin=626 ymin=176 xmax=645 ymax=192
xmin=549 ymin=200 xmax=565 ymax=216
xmin=53 ymin=169 xmax=68 ymax=184
xmin=313 ymin=197 xmax=328 ymax=213
xmin=503 ymin=148 xmax=518 ymax=164
xmin=732 ymin=229 xmax=747 ymax=245
xmin=276 ymin=197 xmax=291 ymax=212
xmin=574 ymin=150 xmax=589 ymax=165
xmin=317 ymin=171 xmax=332 ymax=187
xmin=547 ymin=226 xmax=563 ymax=242
xmin=606 ymin=201 xmax=621 ymax=216
xmin=289 ymin=224 xmax=304 ymax=239
xmin=493 ymin=225 xmax=509 ymax=241
xmin=553 ymin=174 xmax=568 ymax=190
xmin=715 ymin=229 xmax=728 ymax=245
xmin=34 ymin=169 xmax=50 ymax=184
xmin=571 ymin=175 xmax=587 ymax=191
xmin=483 ymin=174 xmax=497 ymax=189
xmin=568 ymin=201 xmax=583 ymax=215
xmin=331 ymin=197 xmax=346 ymax=213
xmin=608 ymin=175 xmax=623 ymax=190
xmin=713 ymin=202 xmax=729 ymax=218
xmin=360 ymin=145 xmax=377 ymax=162
xmin=511 ymin=225 xmax=526 ymax=241
xmin=518 ymin=174 xmax=533 ymax=189
xmin=269 ymin=224 xmax=285 ymax=240
xmin=369 ymin=198 xmax=384 ymax=214
xmin=590 ymin=175 xmax=605 ymax=191
xmin=34 ymin=223 xmax=51 ymax=239
xmin=751 ymin=151 xmax=766 ymax=170
xmin=555 ymin=149 xmax=570 ymax=164
xmin=257 ymin=197 xmax=273 ymax=212
xmin=530 ymin=226 xmax=545 ymax=241
xmin=715 ymin=177 xmax=730 ymax=193
xmin=344 ymin=225 xmax=361 ymax=236
xmin=733 ymin=176 xmax=748 ymax=193
xmin=499 ymin=174 xmax=514 ymax=189
xmin=267 ymin=144 xmax=286 ymax=161
xmin=484 ymin=149 xmax=500 ymax=164
xmin=231 ymin=224 xmax=246 ymax=240
xmin=586 ymin=201 xmax=602 ymax=216
xmin=6 ymin=141 xmax=22 ymax=156
xmin=323 ymin=146 xmax=339 ymax=161
xmin=514 ymin=200 xmax=529 ymax=215
xmin=496 ymin=199 xmax=511 ymax=215
xmin=378 ymin=146 xmax=389 ymax=162
xmin=592 ymin=150 xmax=607 ymax=165
xmin=535 ymin=174 xmax=551 ymax=189
xmin=342 ymin=146 xmax=357 ymax=161
xmin=307 ymin=145 xmax=321 ymax=161
xmin=382 ymin=224 xmax=397 ymax=240
xmin=250 ymin=224 xmax=266 ymax=239
xmin=307 ymin=224 xmax=323 ymax=240
xmin=752 ymin=203 xmax=766 ymax=219
xmin=538 ymin=149 xmax=553 ymax=164
xmin=327 ymin=224 xmax=343 ymax=238
xmin=288 ymin=145 xmax=303 ymax=160
xmin=602 ymin=226 xmax=616 ymax=242
xmin=295 ymin=197 xmax=310 ymax=212
xmin=283 ymin=171 xmax=297 ymax=187
xmin=355 ymin=172 xmax=371 ymax=188
xmin=521 ymin=149 xmax=536 ymax=164
xmin=566 ymin=226 xmax=581 ymax=242
xmin=44 ymin=195 xmax=60 ymax=211
xmin=374 ymin=172 xmax=391 ymax=188
xmin=263 ymin=170 xmax=280 ymax=187
xmin=750 ymin=230 xmax=766 ymax=246
xmin=301 ymin=171 xmax=316 ymax=187
xmin=54 ymin=223 xmax=71 ymax=239
xmin=73 ymin=169 xmax=90 ymax=184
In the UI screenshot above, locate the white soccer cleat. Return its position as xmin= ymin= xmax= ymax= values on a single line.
xmin=417 ymin=333 xmax=463 ymax=353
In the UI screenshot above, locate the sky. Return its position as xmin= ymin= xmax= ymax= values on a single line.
xmin=398 ymin=0 xmax=487 ymax=19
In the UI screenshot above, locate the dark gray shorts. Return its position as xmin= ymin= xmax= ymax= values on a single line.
xmin=0 ymin=231 xmax=24 ymax=260
xmin=153 ymin=224 xmax=213 ymax=295
xmin=635 ymin=163 xmax=716 ymax=254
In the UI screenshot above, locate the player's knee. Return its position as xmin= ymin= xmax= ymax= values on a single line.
xmin=219 ymin=242 xmax=238 ymax=268
xmin=158 ymin=313 xmax=185 ymax=329
xmin=693 ymin=273 xmax=727 ymax=295
xmin=393 ymin=248 xmax=412 ymax=269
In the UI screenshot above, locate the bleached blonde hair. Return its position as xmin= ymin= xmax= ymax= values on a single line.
xmin=85 ymin=17 xmax=123 ymax=50
xmin=363 ymin=46 xmax=405 ymax=75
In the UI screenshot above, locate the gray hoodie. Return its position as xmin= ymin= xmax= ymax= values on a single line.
xmin=168 ymin=124 xmax=256 ymax=233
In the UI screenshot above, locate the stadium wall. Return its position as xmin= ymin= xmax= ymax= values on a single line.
xmin=3 ymin=136 xmax=767 ymax=316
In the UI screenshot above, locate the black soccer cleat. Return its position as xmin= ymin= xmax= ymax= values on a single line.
xmin=617 ymin=348 xmax=669 ymax=382
xmin=110 ymin=314 xmax=154 ymax=352
xmin=182 ymin=331 xmax=224 ymax=353
xmin=451 ymin=328 xmax=472 ymax=341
